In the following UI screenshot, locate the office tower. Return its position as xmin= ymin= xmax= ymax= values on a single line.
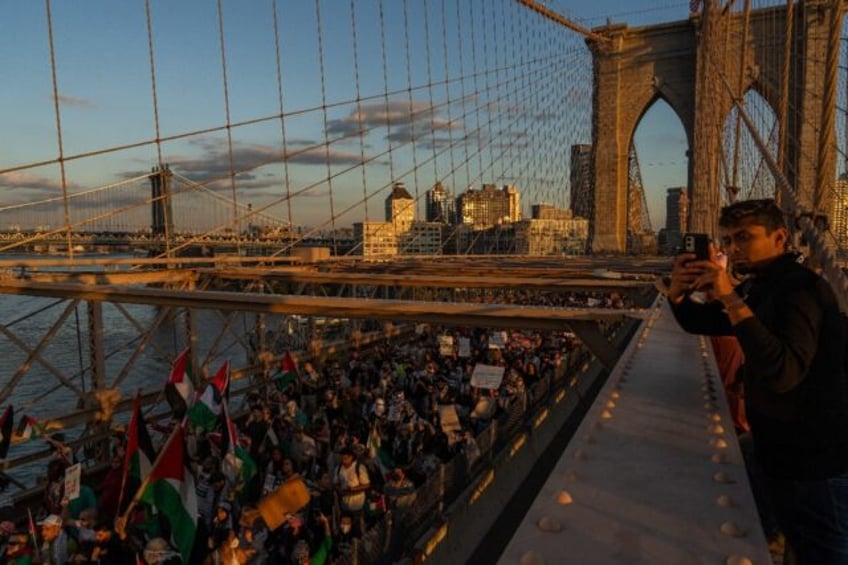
xmin=385 ymin=181 xmax=415 ymax=233
xmin=665 ymin=187 xmax=688 ymax=233
xmin=426 ymin=181 xmax=455 ymax=224
xmin=570 ymin=144 xmax=593 ymax=219
xmin=456 ymin=184 xmax=521 ymax=229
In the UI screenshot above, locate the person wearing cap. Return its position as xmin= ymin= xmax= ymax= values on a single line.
xmin=37 ymin=514 xmax=73 ymax=565
xmin=334 ymin=447 xmax=370 ymax=521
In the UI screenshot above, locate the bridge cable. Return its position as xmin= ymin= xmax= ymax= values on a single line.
xmin=43 ymin=0 xmax=74 ymax=260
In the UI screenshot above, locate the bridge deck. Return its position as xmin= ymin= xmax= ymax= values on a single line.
xmin=500 ymin=297 xmax=771 ymax=564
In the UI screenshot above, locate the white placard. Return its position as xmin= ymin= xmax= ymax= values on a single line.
xmin=489 ymin=331 xmax=507 ymax=349
xmin=457 ymin=337 xmax=471 ymax=358
xmin=470 ymin=364 xmax=505 ymax=390
xmin=64 ymin=463 xmax=81 ymax=501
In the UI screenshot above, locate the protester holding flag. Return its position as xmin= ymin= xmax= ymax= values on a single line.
xmin=274 ymin=352 xmax=300 ymax=393
xmin=164 ymin=349 xmax=194 ymax=418
xmin=187 ymin=361 xmax=230 ymax=431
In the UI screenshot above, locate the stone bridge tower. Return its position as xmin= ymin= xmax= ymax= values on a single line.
xmin=588 ymin=0 xmax=839 ymax=252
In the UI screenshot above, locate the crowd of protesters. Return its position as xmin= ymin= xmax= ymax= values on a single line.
xmin=1 ymin=291 xmax=631 ymax=564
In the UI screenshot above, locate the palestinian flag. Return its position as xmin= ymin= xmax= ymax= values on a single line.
xmin=140 ymin=426 xmax=197 ymax=563
xmin=0 ymin=406 xmax=13 ymax=458
xmin=16 ymin=415 xmax=46 ymax=441
xmin=367 ymin=425 xmax=394 ymax=476
xmin=122 ymin=397 xmax=156 ymax=510
xmin=187 ymin=361 xmax=230 ymax=431
xmin=220 ymin=400 xmax=257 ymax=486
xmin=165 ymin=349 xmax=194 ymax=417
xmin=274 ymin=352 xmax=299 ymax=391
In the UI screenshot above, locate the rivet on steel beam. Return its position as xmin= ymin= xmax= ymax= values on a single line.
xmin=719 ymin=521 xmax=747 ymax=538
xmin=556 ymin=490 xmax=573 ymax=505
xmin=716 ymin=494 xmax=734 ymax=508
xmin=712 ymin=452 xmax=730 ymax=464
xmin=536 ymin=516 xmax=562 ymax=533
xmin=713 ymin=471 xmax=735 ymax=484
xmin=520 ymin=550 xmax=546 ymax=565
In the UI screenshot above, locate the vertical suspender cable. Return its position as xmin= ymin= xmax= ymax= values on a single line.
xmin=143 ymin=0 xmax=171 ymax=258
xmin=378 ymin=0 xmax=396 ymax=187
xmin=440 ymin=0 xmax=458 ymax=216
xmin=730 ymin=0 xmax=751 ymax=201
xmin=455 ymin=1 xmax=472 ymax=191
xmin=271 ymin=0 xmax=295 ymax=254
xmin=469 ymin=0 xmax=484 ymax=187
xmin=403 ymin=0 xmax=421 ymax=221
xmin=314 ymin=0 xmax=338 ymax=256
xmin=778 ymin=0 xmax=793 ymax=207
xmin=815 ymin=0 xmax=842 ymax=213
xmin=215 ymin=0 xmax=241 ymax=253
xmin=349 ymin=0 xmax=370 ymax=226
xmin=44 ymin=0 xmax=74 ymax=260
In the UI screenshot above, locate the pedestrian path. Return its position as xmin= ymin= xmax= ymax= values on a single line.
xmin=500 ymin=296 xmax=771 ymax=565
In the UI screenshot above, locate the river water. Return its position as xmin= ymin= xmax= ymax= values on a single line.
xmin=0 ymin=255 xmax=267 ymax=492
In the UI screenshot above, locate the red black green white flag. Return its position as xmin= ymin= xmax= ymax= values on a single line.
xmin=187 ymin=360 xmax=229 ymax=431
xmin=274 ymin=352 xmax=299 ymax=391
xmin=165 ymin=349 xmax=194 ymax=417
xmin=140 ymin=426 xmax=197 ymax=563
xmin=122 ymin=396 xmax=156 ymax=512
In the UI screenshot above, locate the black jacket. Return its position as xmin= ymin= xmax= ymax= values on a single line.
xmin=671 ymin=253 xmax=848 ymax=479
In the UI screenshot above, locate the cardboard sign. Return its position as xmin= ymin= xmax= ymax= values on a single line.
xmin=64 ymin=463 xmax=81 ymax=501
xmin=439 ymin=404 xmax=461 ymax=435
xmin=258 ymin=475 xmax=311 ymax=531
xmin=470 ymin=364 xmax=505 ymax=390
xmin=439 ymin=335 xmax=455 ymax=356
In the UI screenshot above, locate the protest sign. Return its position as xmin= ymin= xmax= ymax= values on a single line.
xmin=470 ymin=364 xmax=505 ymax=389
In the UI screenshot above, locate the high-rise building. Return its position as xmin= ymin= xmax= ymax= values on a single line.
xmin=456 ymin=184 xmax=521 ymax=229
xmin=425 ymin=181 xmax=455 ymax=224
xmin=353 ymin=221 xmax=397 ymax=256
xmin=385 ymin=181 xmax=415 ymax=233
xmin=570 ymin=144 xmax=593 ymax=220
xmin=665 ymin=187 xmax=688 ymax=233
xmin=532 ymin=203 xmax=572 ymax=220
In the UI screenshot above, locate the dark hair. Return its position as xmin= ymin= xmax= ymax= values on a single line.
xmin=718 ymin=198 xmax=786 ymax=232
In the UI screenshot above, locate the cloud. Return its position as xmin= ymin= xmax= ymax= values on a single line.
xmin=53 ymin=93 xmax=95 ymax=109
xmin=152 ymin=138 xmax=367 ymax=190
xmin=327 ymin=100 xmax=461 ymax=143
xmin=0 ymin=171 xmax=81 ymax=198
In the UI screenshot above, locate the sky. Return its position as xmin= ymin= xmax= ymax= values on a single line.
xmin=0 ymin=1 xmax=709 ymax=234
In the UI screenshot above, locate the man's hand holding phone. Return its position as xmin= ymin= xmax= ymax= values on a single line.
xmin=670 ymin=233 xmax=735 ymax=303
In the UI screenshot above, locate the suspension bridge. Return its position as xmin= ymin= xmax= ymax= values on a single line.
xmin=1 ymin=0 xmax=848 ymax=562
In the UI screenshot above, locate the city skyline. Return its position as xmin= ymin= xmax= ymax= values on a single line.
xmin=0 ymin=1 xmax=697 ymax=235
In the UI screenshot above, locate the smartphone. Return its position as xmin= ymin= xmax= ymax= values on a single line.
xmin=682 ymin=233 xmax=710 ymax=261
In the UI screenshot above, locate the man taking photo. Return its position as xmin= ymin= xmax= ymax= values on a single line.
xmin=668 ymin=198 xmax=848 ymax=564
